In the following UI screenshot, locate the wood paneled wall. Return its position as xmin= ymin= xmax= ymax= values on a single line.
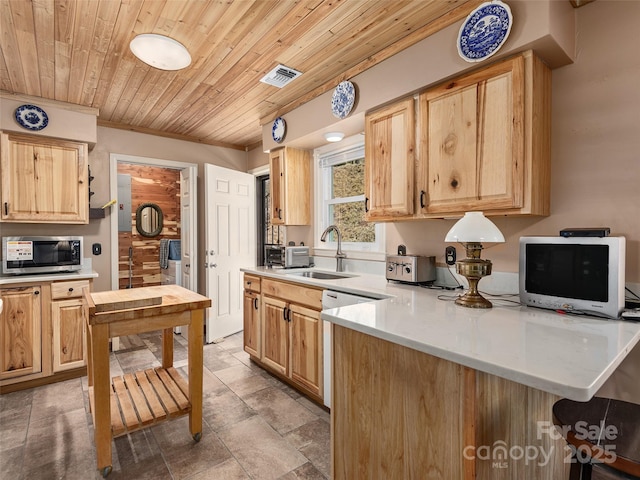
xmin=117 ymin=164 xmax=180 ymax=289
xmin=332 ymin=325 xmax=571 ymax=480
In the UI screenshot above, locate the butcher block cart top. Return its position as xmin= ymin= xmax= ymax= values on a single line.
xmin=83 ymin=285 xmax=211 ymax=478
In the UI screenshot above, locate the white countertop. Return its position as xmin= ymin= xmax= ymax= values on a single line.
xmin=0 ymin=267 xmax=98 ymax=285
xmin=242 ymin=267 xmax=640 ymax=402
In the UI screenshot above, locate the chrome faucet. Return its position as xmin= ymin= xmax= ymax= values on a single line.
xmin=320 ymin=225 xmax=347 ymax=272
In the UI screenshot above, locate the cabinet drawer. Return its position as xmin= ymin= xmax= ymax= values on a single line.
xmin=51 ymin=280 xmax=90 ymax=300
xmin=244 ymin=274 xmax=261 ymax=293
xmin=262 ymin=278 xmax=322 ymax=310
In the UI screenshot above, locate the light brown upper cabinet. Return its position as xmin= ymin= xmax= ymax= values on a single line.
xmin=364 ymin=98 xmax=416 ymax=220
xmin=269 ymin=147 xmax=311 ymax=225
xmin=0 ymin=132 xmax=89 ymax=223
xmin=419 ymin=50 xmax=551 ymax=217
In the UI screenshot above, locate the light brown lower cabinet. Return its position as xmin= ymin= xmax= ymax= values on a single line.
xmin=0 ymin=278 xmax=92 ymax=393
xmin=243 ymin=290 xmax=261 ymax=358
xmin=332 ymin=325 xmax=570 ymax=480
xmin=243 ymin=274 xmax=261 ymax=358
xmin=0 ymin=285 xmax=42 ymax=381
xmin=51 ymin=301 xmax=85 ymax=372
xmin=243 ymin=275 xmax=324 ymax=403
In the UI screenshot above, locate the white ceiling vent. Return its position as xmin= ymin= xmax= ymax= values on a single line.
xmin=260 ymin=64 xmax=302 ymax=88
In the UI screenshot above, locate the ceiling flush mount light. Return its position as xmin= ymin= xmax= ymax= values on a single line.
xmin=445 ymin=211 xmax=505 ymax=308
xmin=324 ymin=132 xmax=344 ymax=143
xmin=130 ymin=34 xmax=191 ymax=71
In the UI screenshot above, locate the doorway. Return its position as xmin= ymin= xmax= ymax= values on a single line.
xmin=109 ymin=154 xmax=198 ymax=293
xmin=256 ymin=174 xmax=283 ymax=266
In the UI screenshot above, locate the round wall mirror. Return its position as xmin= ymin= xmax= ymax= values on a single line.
xmin=136 ymin=203 xmax=163 ymax=237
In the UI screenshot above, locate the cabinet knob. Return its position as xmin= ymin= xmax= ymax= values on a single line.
xmin=68 ymin=287 xmax=74 ymax=292
xmin=62 ymin=347 xmax=68 ymax=355
xmin=34 ymin=290 xmax=39 ymax=295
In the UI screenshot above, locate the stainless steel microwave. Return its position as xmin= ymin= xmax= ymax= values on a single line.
xmin=2 ymin=236 xmax=83 ymax=275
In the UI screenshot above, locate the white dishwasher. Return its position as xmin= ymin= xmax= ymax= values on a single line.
xmin=321 ymin=290 xmax=380 ymax=408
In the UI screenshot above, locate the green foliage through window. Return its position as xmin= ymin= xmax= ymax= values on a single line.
xmin=319 ymin=143 xmax=379 ymax=250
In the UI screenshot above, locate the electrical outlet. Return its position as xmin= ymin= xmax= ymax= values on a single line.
xmin=445 ymin=246 xmax=456 ymax=265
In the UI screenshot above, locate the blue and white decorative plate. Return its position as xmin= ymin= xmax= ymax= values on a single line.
xmin=15 ymin=104 xmax=49 ymax=131
xmin=457 ymin=1 xmax=513 ymax=63
xmin=331 ymin=81 xmax=356 ymax=119
xmin=272 ymin=116 xmax=286 ymax=143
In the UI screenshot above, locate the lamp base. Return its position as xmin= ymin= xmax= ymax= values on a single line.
xmin=455 ymin=290 xmax=493 ymax=309
xmin=455 ymin=257 xmax=493 ymax=309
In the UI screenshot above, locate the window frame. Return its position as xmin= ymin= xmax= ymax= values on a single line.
xmin=314 ymin=136 xmax=385 ymax=260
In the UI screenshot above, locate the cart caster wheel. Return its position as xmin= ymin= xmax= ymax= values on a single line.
xmin=193 ymin=432 xmax=202 ymax=442
xmin=100 ymin=466 xmax=112 ymax=478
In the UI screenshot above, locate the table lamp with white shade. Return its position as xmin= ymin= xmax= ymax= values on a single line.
xmin=445 ymin=212 xmax=505 ymax=308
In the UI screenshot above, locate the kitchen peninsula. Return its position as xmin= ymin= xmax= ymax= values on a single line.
xmin=241 ymin=267 xmax=640 ymax=479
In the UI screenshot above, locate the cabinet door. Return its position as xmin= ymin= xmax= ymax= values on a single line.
xmin=51 ymin=298 xmax=86 ymax=372
xmin=290 ymin=303 xmax=322 ymax=397
xmin=268 ymin=148 xmax=311 ymax=226
xmin=0 ymin=133 xmax=89 ymax=223
xmin=421 ymin=55 xmax=525 ymax=214
xmin=0 ymin=286 xmax=42 ymax=380
xmin=243 ymin=291 xmax=261 ymax=358
xmin=269 ymin=149 xmax=285 ymax=224
xmin=261 ymin=296 xmax=288 ymax=375
xmin=364 ymin=98 xmax=415 ymax=220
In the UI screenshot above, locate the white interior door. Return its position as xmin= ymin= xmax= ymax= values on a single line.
xmin=180 ymin=168 xmax=197 ymax=291
xmin=204 ymin=164 xmax=256 ymax=343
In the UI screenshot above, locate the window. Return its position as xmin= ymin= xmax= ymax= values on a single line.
xmin=315 ymin=139 xmax=383 ymax=255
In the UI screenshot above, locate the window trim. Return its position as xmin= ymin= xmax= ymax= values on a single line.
xmin=314 ymin=136 xmax=385 ymax=260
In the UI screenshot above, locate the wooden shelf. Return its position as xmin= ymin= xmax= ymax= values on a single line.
xmin=89 ymin=367 xmax=191 ymax=437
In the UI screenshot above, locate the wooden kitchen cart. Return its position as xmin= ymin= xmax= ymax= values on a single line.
xmin=83 ymin=285 xmax=211 ymax=477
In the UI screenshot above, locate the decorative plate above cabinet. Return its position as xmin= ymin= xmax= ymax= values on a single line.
xmin=457 ymin=0 xmax=513 ymax=63
xmin=14 ymin=104 xmax=49 ymax=131
xmin=331 ymin=81 xmax=356 ymax=119
xmin=272 ymin=116 xmax=286 ymax=143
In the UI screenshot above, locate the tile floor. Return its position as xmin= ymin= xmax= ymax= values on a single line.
xmin=0 ymin=332 xmax=330 ymax=479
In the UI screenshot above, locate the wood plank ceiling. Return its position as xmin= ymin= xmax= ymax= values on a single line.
xmin=1 ymin=0 xmax=483 ymax=150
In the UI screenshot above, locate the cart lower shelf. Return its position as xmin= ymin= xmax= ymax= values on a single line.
xmin=89 ymin=366 xmax=191 ymax=437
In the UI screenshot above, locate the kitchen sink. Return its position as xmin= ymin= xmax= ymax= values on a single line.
xmin=286 ymin=271 xmax=355 ymax=280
